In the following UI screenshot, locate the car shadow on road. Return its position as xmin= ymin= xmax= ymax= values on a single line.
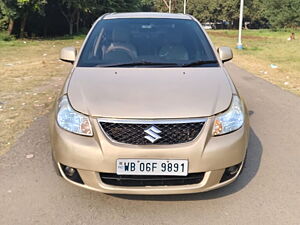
xmin=113 ymin=127 xmax=263 ymax=201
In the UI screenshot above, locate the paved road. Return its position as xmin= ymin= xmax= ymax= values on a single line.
xmin=1 ymin=63 xmax=299 ymax=225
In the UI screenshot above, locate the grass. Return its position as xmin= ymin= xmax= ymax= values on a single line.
xmin=207 ymin=29 xmax=300 ymax=96
xmin=0 ymin=29 xmax=299 ymax=154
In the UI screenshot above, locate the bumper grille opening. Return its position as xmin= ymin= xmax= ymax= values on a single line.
xmin=60 ymin=164 xmax=84 ymax=184
xmin=100 ymin=173 xmax=205 ymax=186
xmin=99 ymin=121 xmax=205 ymax=145
xmin=220 ymin=163 xmax=242 ymax=183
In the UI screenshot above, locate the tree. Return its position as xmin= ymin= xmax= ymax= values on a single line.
xmin=0 ymin=0 xmax=18 ymax=35
xmin=17 ymin=0 xmax=47 ymax=37
xmin=138 ymin=0 xmax=155 ymax=11
xmin=0 ymin=0 xmax=46 ymax=37
xmin=187 ymin=0 xmax=222 ymax=23
xmin=264 ymin=0 xmax=300 ymax=29
xmin=57 ymin=0 xmax=81 ymax=35
xmin=2 ymin=0 xmax=298 ymax=38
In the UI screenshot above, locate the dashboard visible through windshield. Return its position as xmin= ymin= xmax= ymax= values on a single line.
xmin=78 ymin=18 xmax=219 ymax=67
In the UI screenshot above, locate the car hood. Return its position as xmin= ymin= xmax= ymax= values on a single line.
xmin=67 ymin=67 xmax=233 ymax=119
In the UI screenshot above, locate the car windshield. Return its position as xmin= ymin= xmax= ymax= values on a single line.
xmin=77 ymin=18 xmax=219 ymax=67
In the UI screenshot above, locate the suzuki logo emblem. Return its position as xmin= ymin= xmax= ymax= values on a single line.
xmin=144 ymin=126 xmax=162 ymax=143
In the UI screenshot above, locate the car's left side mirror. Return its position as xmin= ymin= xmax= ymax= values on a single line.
xmin=218 ymin=47 xmax=233 ymax=63
xmin=60 ymin=47 xmax=77 ymax=64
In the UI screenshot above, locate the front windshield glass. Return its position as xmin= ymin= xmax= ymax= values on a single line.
xmin=77 ymin=18 xmax=218 ymax=67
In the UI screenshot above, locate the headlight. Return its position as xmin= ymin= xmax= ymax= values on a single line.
xmin=57 ymin=96 xmax=93 ymax=136
xmin=213 ymin=95 xmax=244 ymax=136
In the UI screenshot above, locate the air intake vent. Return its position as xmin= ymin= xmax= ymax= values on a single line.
xmin=99 ymin=119 xmax=205 ymax=145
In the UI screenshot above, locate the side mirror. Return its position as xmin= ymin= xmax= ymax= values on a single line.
xmin=218 ymin=47 xmax=233 ymax=63
xmin=60 ymin=47 xmax=77 ymax=63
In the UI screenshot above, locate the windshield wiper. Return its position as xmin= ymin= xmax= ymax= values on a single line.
xmin=180 ymin=60 xmax=218 ymax=67
xmin=97 ymin=60 xmax=218 ymax=67
xmin=98 ymin=61 xmax=179 ymax=67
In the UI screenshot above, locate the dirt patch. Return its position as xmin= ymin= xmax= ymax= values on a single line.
xmin=0 ymin=38 xmax=83 ymax=154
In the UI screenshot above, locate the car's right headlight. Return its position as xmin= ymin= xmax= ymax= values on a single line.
xmin=56 ymin=95 xmax=93 ymax=136
xmin=212 ymin=95 xmax=245 ymax=136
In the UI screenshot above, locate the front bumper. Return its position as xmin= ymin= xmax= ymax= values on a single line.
xmin=50 ymin=113 xmax=249 ymax=195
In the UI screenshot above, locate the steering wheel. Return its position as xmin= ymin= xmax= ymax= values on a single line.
xmin=104 ymin=45 xmax=136 ymax=62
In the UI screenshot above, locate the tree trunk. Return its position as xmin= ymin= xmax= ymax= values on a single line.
xmin=69 ymin=20 xmax=74 ymax=35
xmin=43 ymin=22 xmax=48 ymax=37
xmin=20 ymin=12 xmax=28 ymax=38
xmin=7 ymin=18 xmax=14 ymax=35
xmin=76 ymin=11 xmax=80 ymax=34
xmin=58 ymin=4 xmax=78 ymax=36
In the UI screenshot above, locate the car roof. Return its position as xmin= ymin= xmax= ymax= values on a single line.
xmin=103 ymin=12 xmax=192 ymax=20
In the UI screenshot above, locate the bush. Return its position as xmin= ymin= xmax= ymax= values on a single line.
xmin=0 ymin=32 xmax=16 ymax=41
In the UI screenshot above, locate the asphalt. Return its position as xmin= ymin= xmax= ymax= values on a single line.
xmin=0 ymin=63 xmax=299 ymax=225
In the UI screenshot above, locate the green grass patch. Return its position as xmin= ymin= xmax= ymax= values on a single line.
xmin=0 ymin=32 xmax=16 ymax=42
xmin=207 ymin=29 xmax=300 ymax=95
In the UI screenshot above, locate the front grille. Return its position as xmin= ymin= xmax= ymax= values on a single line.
xmin=100 ymin=173 xmax=205 ymax=186
xmin=99 ymin=120 xmax=205 ymax=145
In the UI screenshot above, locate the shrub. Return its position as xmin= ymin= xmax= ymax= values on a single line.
xmin=0 ymin=32 xmax=16 ymax=41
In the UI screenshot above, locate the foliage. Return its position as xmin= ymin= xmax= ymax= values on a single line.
xmin=0 ymin=0 xmax=299 ymax=37
xmin=263 ymin=0 xmax=300 ymax=29
xmin=152 ymin=0 xmax=300 ymax=29
xmin=17 ymin=0 xmax=47 ymax=12
xmin=0 ymin=0 xmax=47 ymax=36
xmin=0 ymin=0 xmax=18 ymax=29
xmin=55 ymin=0 xmax=142 ymax=35
xmin=0 ymin=31 xmax=15 ymax=41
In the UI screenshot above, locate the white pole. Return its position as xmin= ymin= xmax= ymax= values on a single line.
xmin=184 ymin=0 xmax=187 ymax=14
xmin=169 ymin=0 xmax=172 ymax=13
xmin=237 ymin=0 xmax=244 ymax=49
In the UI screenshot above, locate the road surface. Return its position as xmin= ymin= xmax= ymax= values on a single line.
xmin=1 ymin=63 xmax=299 ymax=225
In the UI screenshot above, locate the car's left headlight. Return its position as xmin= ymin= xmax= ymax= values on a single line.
xmin=56 ymin=95 xmax=93 ymax=136
xmin=212 ymin=95 xmax=245 ymax=136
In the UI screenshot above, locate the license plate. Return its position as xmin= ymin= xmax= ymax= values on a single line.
xmin=116 ymin=159 xmax=188 ymax=176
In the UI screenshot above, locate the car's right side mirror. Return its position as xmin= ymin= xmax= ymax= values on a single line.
xmin=60 ymin=47 xmax=77 ymax=63
xmin=218 ymin=47 xmax=233 ymax=63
